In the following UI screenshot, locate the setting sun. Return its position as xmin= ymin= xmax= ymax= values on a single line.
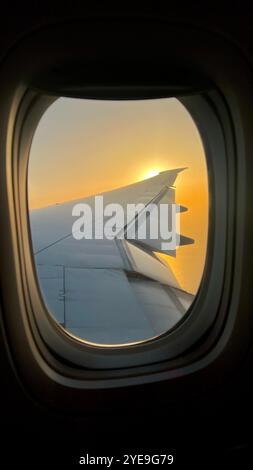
xmin=143 ymin=169 xmax=161 ymax=179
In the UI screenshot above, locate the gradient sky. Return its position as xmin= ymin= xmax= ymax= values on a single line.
xmin=28 ymin=97 xmax=208 ymax=294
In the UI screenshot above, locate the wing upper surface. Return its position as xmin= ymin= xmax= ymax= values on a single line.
xmin=29 ymin=168 xmax=194 ymax=344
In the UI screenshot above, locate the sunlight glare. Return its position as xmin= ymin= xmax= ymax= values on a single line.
xmin=143 ymin=169 xmax=160 ymax=179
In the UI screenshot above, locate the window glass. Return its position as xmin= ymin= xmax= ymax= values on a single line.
xmin=28 ymin=97 xmax=208 ymax=346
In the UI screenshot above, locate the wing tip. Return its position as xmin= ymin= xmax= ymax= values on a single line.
xmin=159 ymin=167 xmax=188 ymax=175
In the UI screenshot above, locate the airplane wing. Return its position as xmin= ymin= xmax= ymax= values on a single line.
xmin=30 ymin=169 xmax=194 ymax=345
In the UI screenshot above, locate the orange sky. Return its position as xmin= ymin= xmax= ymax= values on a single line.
xmin=28 ymin=97 xmax=208 ymax=294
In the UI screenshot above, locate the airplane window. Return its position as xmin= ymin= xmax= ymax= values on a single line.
xmin=28 ymin=97 xmax=208 ymax=347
